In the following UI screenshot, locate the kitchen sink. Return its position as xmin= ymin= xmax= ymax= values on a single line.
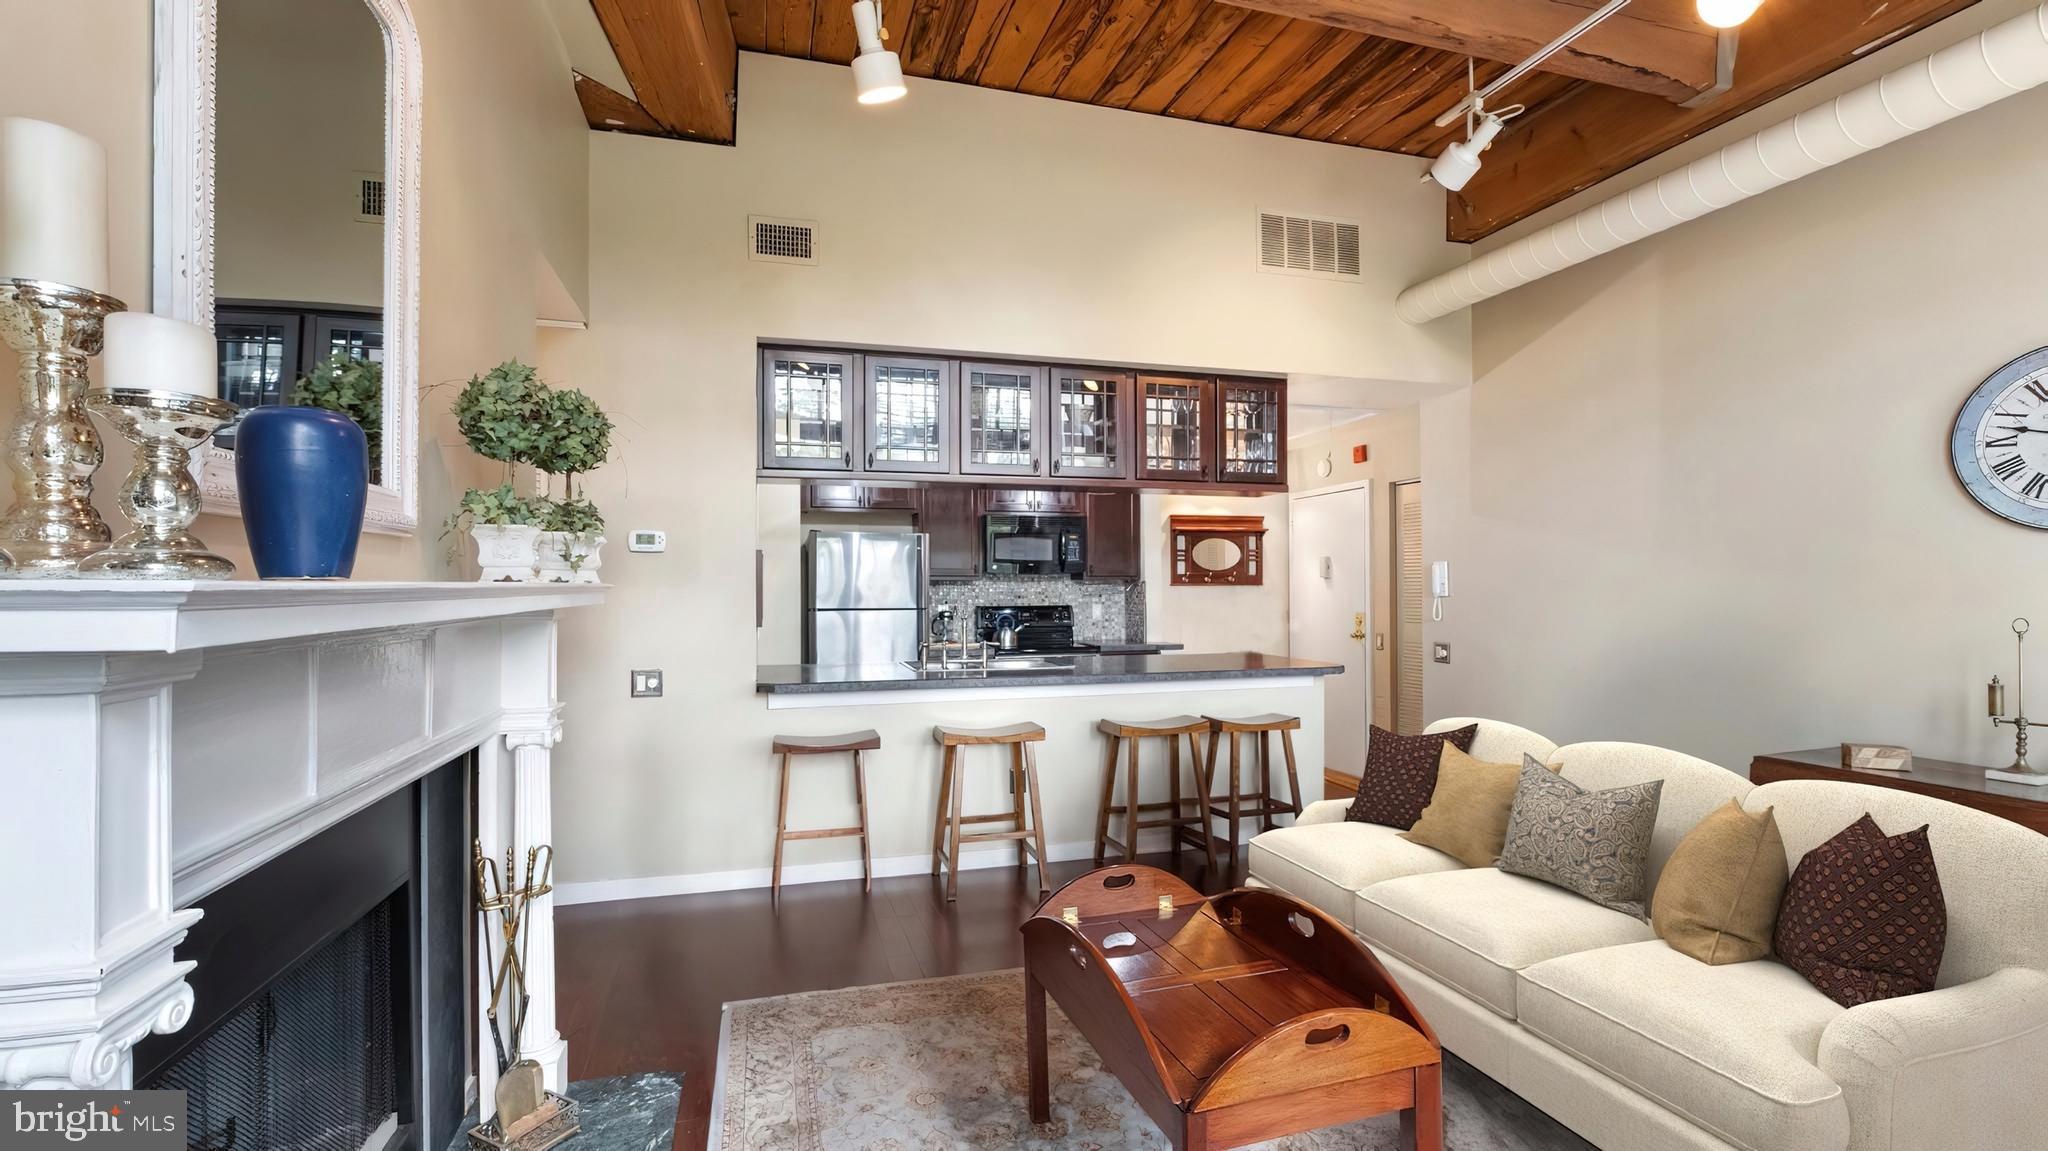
xmin=901 ymin=656 xmax=1078 ymax=675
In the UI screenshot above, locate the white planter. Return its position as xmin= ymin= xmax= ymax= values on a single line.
xmin=535 ymin=531 xmax=604 ymax=584
xmin=470 ymin=523 xmax=541 ymax=582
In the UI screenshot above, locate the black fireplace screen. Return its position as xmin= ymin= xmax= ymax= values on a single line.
xmin=148 ymin=893 xmax=401 ymax=1151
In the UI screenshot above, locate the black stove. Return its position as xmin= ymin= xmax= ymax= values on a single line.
xmin=974 ymin=604 xmax=1100 ymax=655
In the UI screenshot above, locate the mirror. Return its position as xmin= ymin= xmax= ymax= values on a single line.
xmin=214 ymin=0 xmax=384 ymax=471
xmin=1189 ymin=537 xmax=1243 ymax=572
xmin=155 ymin=0 xmax=422 ymax=533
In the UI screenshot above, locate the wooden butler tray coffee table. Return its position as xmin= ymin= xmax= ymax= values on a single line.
xmin=1023 ymin=865 xmax=1442 ymax=1151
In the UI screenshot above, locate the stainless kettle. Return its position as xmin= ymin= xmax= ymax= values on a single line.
xmin=993 ymin=610 xmax=1020 ymax=651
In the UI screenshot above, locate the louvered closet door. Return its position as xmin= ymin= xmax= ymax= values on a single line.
xmin=1393 ymin=480 xmax=1426 ymax=736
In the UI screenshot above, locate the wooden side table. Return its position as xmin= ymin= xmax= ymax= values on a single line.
xmin=1750 ymin=749 xmax=2048 ymax=835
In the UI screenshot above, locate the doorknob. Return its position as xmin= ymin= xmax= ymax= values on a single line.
xmin=1350 ymin=613 xmax=1366 ymax=641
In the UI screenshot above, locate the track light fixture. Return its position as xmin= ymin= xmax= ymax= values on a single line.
xmin=851 ymin=0 xmax=906 ymax=105
xmin=1426 ymin=111 xmax=1508 ymax=192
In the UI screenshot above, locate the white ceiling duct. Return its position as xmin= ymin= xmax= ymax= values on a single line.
xmin=1396 ymin=3 xmax=2048 ymax=325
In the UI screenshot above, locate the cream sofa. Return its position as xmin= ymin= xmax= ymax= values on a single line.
xmin=1245 ymin=717 xmax=2048 ymax=1151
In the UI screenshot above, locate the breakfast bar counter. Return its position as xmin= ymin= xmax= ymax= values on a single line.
xmin=757 ymin=651 xmax=1340 ymax=697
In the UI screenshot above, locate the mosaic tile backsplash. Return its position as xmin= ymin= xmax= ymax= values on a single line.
xmin=928 ymin=576 xmax=1146 ymax=644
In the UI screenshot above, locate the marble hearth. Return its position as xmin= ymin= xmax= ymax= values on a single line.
xmin=0 ymin=581 xmax=601 ymax=1129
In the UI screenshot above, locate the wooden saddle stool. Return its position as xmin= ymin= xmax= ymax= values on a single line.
xmin=769 ymin=730 xmax=879 ymax=895
xmin=931 ymin=721 xmax=1049 ymax=901
xmin=1203 ymin=713 xmax=1304 ymax=867
xmin=1094 ymin=716 xmax=1220 ymax=873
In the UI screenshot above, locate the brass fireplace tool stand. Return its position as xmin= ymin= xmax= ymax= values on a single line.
xmin=469 ymin=841 xmax=579 ymax=1150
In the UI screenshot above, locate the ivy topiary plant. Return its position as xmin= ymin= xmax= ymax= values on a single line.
xmin=530 ymin=388 xmax=614 ymax=513
xmin=452 ymin=360 xmax=550 ymax=476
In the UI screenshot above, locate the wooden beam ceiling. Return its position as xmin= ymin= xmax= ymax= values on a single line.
xmin=588 ymin=0 xmax=738 ymax=143
xmin=568 ymin=0 xmax=1991 ymax=239
xmin=1218 ymin=0 xmax=1720 ymax=100
xmin=1446 ymin=0 xmax=1984 ymax=240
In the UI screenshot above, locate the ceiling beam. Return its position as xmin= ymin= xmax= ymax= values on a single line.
xmin=1446 ymin=0 xmax=1981 ymax=241
xmin=1219 ymin=0 xmax=1720 ymax=100
xmin=574 ymin=72 xmax=668 ymax=135
xmin=588 ymin=0 xmax=737 ymax=144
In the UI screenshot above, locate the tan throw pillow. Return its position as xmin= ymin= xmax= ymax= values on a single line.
xmin=1651 ymin=801 xmax=1790 ymax=965
xmin=1399 ymin=745 xmax=1524 ymax=867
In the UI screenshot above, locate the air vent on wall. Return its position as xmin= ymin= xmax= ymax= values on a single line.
xmin=749 ymin=215 xmax=818 ymax=265
xmin=355 ymin=174 xmax=385 ymax=223
xmin=1258 ymin=211 xmax=1360 ymax=280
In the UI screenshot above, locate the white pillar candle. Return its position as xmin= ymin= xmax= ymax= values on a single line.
xmin=103 ymin=312 xmax=218 ymax=398
xmin=0 ymin=118 xmax=109 ymax=294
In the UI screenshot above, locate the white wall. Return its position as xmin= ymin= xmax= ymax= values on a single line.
xmin=543 ymin=50 xmax=1470 ymax=886
xmin=215 ymin=0 xmax=385 ymax=307
xmin=1424 ymin=0 xmax=2048 ymax=771
xmin=1141 ymin=492 xmax=1291 ymax=654
xmin=0 ymin=0 xmax=591 ymax=579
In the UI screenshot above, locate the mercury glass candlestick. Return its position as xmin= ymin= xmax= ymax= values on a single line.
xmin=77 ymin=389 xmax=238 ymax=579
xmin=0 ymin=278 xmax=122 ymax=572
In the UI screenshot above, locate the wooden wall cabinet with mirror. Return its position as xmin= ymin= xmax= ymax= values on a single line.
xmin=1169 ymin=515 xmax=1267 ymax=586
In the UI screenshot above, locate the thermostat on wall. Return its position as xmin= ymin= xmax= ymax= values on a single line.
xmin=628 ymin=529 xmax=667 ymax=553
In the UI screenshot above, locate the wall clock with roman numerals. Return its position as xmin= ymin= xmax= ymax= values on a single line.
xmin=1954 ymin=347 xmax=2048 ymax=528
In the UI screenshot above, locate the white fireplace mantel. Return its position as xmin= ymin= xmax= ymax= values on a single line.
xmin=0 ymin=580 xmax=601 ymax=1106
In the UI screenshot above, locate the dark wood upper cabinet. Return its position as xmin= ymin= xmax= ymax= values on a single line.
xmin=803 ymin=481 xmax=920 ymax=512
xmin=918 ymin=484 xmax=979 ymax=579
xmin=1216 ymin=377 xmax=1286 ymax=484
xmin=1049 ymin=367 xmax=1131 ymax=480
xmin=1084 ymin=490 xmax=1140 ymax=580
xmin=761 ymin=348 xmax=858 ymax=471
xmin=959 ymin=362 xmax=1047 ymax=477
xmin=862 ymin=355 xmax=953 ymax=474
xmin=1137 ymin=375 xmax=1214 ymax=483
xmin=980 ymin=488 xmax=1082 ymax=514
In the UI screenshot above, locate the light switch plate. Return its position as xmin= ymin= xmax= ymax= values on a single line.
xmin=1374 ymin=633 xmax=1385 ymax=651
xmin=628 ymin=529 xmax=666 ymax=553
xmin=630 ymin=669 xmax=664 ymax=697
xmin=1433 ymin=643 xmax=1451 ymax=664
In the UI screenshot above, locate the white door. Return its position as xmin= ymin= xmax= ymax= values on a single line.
xmin=1289 ymin=483 xmax=1370 ymax=781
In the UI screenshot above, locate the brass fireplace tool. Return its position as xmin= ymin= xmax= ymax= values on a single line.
xmin=470 ymin=841 xmax=580 ymax=1150
xmin=1987 ymin=617 xmax=2048 ymax=786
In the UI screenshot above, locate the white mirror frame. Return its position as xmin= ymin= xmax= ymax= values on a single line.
xmin=153 ymin=0 xmax=422 ymax=535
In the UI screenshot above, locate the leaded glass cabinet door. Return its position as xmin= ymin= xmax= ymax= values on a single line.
xmin=862 ymin=355 xmax=953 ymax=473
xmin=1217 ymin=377 xmax=1286 ymax=483
xmin=1050 ymin=367 xmax=1131 ymax=479
xmin=1138 ymin=375 xmax=1213 ymax=482
xmin=959 ymin=362 xmax=1046 ymax=477
xmin=760 ymin=348 xmax=857 ymax=471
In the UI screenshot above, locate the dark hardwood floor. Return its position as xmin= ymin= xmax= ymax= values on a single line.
xmin=557 ymin=850 xmax=1242 ymax=1151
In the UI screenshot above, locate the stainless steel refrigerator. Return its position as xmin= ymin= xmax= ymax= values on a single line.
xmin=802 ymin=529 xmax=927 ymax=665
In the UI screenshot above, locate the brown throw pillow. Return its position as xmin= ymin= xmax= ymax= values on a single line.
xmin=1652 ymin=801 xmax=1789 ymax=965
xmin=1496 ymin=757 xmax=1663 ymax=917
xmin=1346 ymin=723 xmax=1479 ymax=829
xmin=1774 ymin=814 xmax=1946 ymax=1007
xmin=1400 ymin=744 xmax=1526 ymax=867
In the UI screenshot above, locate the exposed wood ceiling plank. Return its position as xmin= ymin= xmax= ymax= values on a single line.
xmin=1093 ymin=0 xmax=1209 ymax=107
xmin=977 ymin=0 xmax=1064 ymax=88
xmin=574 ymin=71 xmax=668 ymax=135
xmin=1447 ymin=0 xmax=1982 ymax=240
xmin=1264 ymin=38 xmax=1400 ymax=136
xmin=1310 ymin=49 xmax=1467 ymax=146
xmin=590 ymin=0 xmax=738 ymax=143
xmin=729 ymin=0 xmax=770 ymax=50
xmin=1218 ymin=0 xmax=1718 ymax=100
xmin=1017 ymin=0 xmax=1113 ymax=95
xmin=1053 ymin=0 xmax=1158 ymax=101
xmin=940 ymin=0 xmax=1016 ymax=80
xmin=810 ymin=0 xmax=859 ymax=63
xmin=1223 ymin=26 xmax=1363 ymax=131
xmin=1123 ymin=4 xmax=1251 ymax=114
xmin=763 ymin=0 xmax=815 ymax=54
xmin=901 ymin=0 xmax=961 ymax=76
xmin=1164 ymin=11 xmax=1289 ymax=119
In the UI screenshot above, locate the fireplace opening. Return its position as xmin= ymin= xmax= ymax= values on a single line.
xmin=136 ymin=755 xmax=472 ymax=1151
xmin=150 ymin=891 xmax=405 ymax=1150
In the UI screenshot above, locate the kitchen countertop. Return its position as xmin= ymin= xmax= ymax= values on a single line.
xmin=757 ymin=651 xmax=1340 ymax=694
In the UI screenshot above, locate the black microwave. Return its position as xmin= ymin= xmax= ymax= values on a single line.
xmin=983 ymin=514 xmax=1086 ymax=577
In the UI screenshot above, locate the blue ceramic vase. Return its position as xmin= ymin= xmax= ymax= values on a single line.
xmin=234 ymin=406 xmax=369 ymax=579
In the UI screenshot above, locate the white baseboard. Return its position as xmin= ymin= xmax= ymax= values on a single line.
xmin=554 ymin=826 xmax=1253 ymax=906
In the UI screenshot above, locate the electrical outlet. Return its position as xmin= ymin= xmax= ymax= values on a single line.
xmin=1433 ymin=643 xmax=1451 ymax=664
xmin=1090 ymin=602 xmax=1103 ymax=621
xmin=630 ymin=669 xmax=664 ymax=697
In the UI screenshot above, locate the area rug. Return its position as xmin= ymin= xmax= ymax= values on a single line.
xmin=446 ymin=1071 xmax=682 ymax=1150
xmin=710 ymin=971 xmax=1591 ymax=1150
